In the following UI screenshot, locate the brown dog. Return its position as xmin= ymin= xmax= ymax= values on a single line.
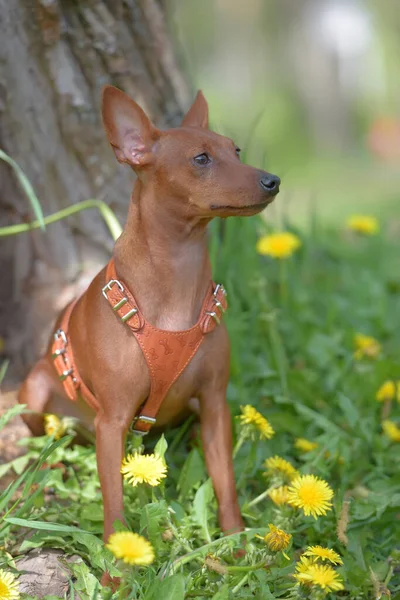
xmin=19 ymin=86 xmax=280 ymax=559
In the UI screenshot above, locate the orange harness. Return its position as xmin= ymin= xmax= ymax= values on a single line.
xmin=51 ymin=259 xmax=227 ymax=435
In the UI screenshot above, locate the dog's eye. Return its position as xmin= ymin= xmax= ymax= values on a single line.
xmin=235 ymin=147 xmax=241 ymax=158
xmin=193 ymin=153 xmax=211 ymax=166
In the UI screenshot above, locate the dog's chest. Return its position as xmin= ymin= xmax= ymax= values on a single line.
xmin=150 ymin=340 xmax=208 ymax=425
xmin=123 ymin=327 xmax=214 ymax=427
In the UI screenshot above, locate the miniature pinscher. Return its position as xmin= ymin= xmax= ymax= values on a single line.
xmin=19 ymin=86 xmax=280 ymax=578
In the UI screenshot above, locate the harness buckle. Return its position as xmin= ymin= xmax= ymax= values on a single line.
xmin=102 ymin=279 xmax=124 ymax=299
xmin=51 ymin=347 xmax=66 ymax=359
xmin=205 ymin=311 xmax=221 ymax=325
xmin=130 ymin=414 xmax=157 ymax=436
xmin=214 ymin=299 xmax=226 ymax=313
xmin=59 ymin=368 xmax=73 ymax=382
xmin=54 ymin=329 xmax=67 ymax=344
xmin=121 ymin=307 xmax=138 ymax=323
xmin=213 ymin=284 xmax=227 ymax=298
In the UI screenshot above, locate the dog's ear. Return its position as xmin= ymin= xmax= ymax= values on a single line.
xmin=181 ymin=91 xmax=209 ymax=129
xmin=101 ymin=85 xmax=160 ymax=168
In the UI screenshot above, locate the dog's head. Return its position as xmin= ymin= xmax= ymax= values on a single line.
xmin=102 ymin=86 xmax=280 ymax=218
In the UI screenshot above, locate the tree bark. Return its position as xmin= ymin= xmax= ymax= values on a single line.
xmin=0 ymin=0 xmax=189 ymax=382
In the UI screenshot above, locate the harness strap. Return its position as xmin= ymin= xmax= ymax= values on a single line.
xmin=102 ymin=259 xmax=227 ymax=434
xmin=51 ymin=259 xmax=227 ymax=435
xmin=51 ymin=300 xmax=100 ymax=412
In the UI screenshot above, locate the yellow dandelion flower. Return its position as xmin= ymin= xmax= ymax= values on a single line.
xmin=0 ymin=569 xmax=20 ymax=600
xmin=296 ymin=562 xmax=344 ymax=592
xmin=382 ymin=420 xmax=400 ymax=443
xmin=239 ymin=405 xmax=275 ymax=440
xmin=256 ymin=232 xmax=301 ymax=259
xmin=287 ymin=474 xmax=333 ymax=519
xmin=376 ymin=380 xmax=399 ymax=403
xmin=264 ymin=456 xmax=298 ymax=483
xmin=293 ymin=555 xmax=317 ymax=584
xmin=121 ymin=453 xmax=167 ymax=486
xmin=353 ymin=333 xmax=381 ymax=360
xmin=346 ymin=215 xmax=379 ymax=235
xmin=268 ymin=485 xmax=290 ymax=506
xmin=106 ymin=531 xmax=154 ymax=566
xmin=262 ymin=524 xmax=292 ymax=552
xmin=44 ymin=414 xmax=66 ymax=440
xmin=294 ymin=438 xmax=319 ymax=453
xmin=304 ymin=546 xmax=343 ymax=565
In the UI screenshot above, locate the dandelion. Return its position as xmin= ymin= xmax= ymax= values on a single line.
xmin=121 ymin=453 xmax=167 ymax=486
xmin=304 ymin=546 xmax=343 ymax=565
xmin=239 ymin=405 xmax=275 ymax=440
xmin=295 ymin=562 xmax=344 ymax=592
xmin=44 ymin=414 xmax=65 ymax=440
xmin=353 ymin=333 xmax=381 ymax=360
xmin=106 ymin=531 xmax=154 ymax=566
xmin=293 ymin=555 xmax=317 ymax=584
xmin=256 ymin=232 xmax=301 ymax=259
xmin=287 ymin=474 xmax=334 ymax=519
xmin=0 ymin=569 xmax=19 ymax=600
xmin=294 ymin=438 xmax=319 ymax=453
xmin=382 ymin=420 xmax=400 ymax=442
xmin=376 ymin=380 xmax=399 ymax=403
xmin=346 ymin=215 xmax=379 ymax=235
xmin=262 ymin=524 xmax=292 ymax=552
xmin=264 ymin=456 xmax=298 ymax=483
xmin=268 ymin=485 xmax=290 ymax=506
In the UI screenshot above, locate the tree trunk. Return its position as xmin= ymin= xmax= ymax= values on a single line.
xmin=0 ymin=0 xmax=189 ymax=383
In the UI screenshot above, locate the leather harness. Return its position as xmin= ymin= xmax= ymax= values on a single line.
xmin=51 ymin=258 xmax=227 ymax=435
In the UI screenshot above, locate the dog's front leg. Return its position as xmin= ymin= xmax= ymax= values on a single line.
xmin=199 ymin=390 xmax=244 ymax=534
xmin=95 ymin=414 xmax=128 ymax=542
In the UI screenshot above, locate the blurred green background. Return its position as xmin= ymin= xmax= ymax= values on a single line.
xmin=168 ymin=0 xmax=400 ymax=225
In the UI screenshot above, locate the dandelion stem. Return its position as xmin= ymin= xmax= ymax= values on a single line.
xmin=247 ymin=485 xmax=276 ymax=508
xmin=137 ymin=485 xmax=149 ymax=508
xmin=233 ymin=430 xmax=247 ymax=459
xmin=279 ymin=259 xmax=287 ymax=306
xmin=236 ymin=440 xmax=258 ymax=489
xmin=226 ymin=560 xmax=269 ymax=573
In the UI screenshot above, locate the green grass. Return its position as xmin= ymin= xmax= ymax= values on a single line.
xmin=1 ymin=209 xmax=400 ymax=599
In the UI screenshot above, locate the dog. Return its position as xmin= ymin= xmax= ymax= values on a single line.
xmin=19 ymin=86 xmax=280 ymax=582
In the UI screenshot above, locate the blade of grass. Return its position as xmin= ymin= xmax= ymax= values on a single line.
xmin=4 ymin=517 xmax=92 ymax=534
xmin=0 ymin=404 xmax=26 ymax=431
xmin=0 ymin=199 xmax=122 ymax=242
xmin=21 ymin=435 xmax=74 ymax=497
xmin=0 ymin=360 xmax=9 ymax=385
xmin=0 ymin=461 xmax=38 ymax=515
xmin=0 ymin=149 xmax=45 ymax=230
xmin=0 ymin=435 xmax=73 ymax=518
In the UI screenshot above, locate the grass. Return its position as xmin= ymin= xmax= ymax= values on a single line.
xmin=1 ymin=206 xmax=400 ymax=599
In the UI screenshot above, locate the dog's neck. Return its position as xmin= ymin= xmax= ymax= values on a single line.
xmin=114 ymin=181 xmax=213 ymax=328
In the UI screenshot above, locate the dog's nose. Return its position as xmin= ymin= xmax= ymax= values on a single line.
xmin=260 ymin=174 xmax=281 ymax=195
